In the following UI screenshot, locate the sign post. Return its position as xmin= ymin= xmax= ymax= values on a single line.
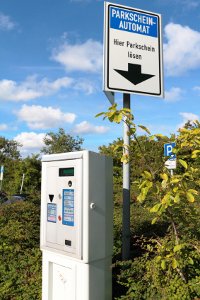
xmin=0 ymin=166 xmax=4 ymax=191
xmin=122 ymin=94 xmax=131 ymax=260
xmin=164 ymin=143 xmax=176 ymax=176
xmin=103 ymin=2 xmax=164 ymax=260
xmin=20 ymin=173 xmax=25 ymax=194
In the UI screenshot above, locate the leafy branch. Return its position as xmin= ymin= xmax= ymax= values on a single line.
xmin=97 ymin=104 xmax=200 ymax=283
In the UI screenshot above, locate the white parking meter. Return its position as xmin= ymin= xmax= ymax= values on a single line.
xmin=40 ymin=151 xmax=113 ymax=300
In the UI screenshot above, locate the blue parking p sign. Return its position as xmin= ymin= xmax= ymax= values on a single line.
xmin=164 ymin=143 xmax=176 ymax=157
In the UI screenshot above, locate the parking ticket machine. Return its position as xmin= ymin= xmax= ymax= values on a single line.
xmin=40 ymin=151 xmax=113 ymax=300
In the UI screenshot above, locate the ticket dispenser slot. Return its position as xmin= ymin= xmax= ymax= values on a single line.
xmin=45 ymin=158 xmax=82 ymax=259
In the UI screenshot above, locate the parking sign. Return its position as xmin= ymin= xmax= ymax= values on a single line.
xmin=164 ymin=143 xmax=176 ymax=157
xmin=103 ymin=2 xmax=164 ymax=97
xmin=164 ymin=143 xmax=176 ymax=170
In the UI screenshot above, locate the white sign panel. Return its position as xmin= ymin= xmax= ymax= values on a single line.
xmin=104 ymin=2 xmax=163 ymax=97
xmin=165 ymin=158 xmax=177 ymax=170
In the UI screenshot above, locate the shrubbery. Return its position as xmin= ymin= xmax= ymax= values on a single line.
xmin=0 ymin=201 xmax=42 ymax=299
xmin=98 ymin=105 xmax=200 ymax=299
xmin=1 ymin=122 xmax=200 ymax=299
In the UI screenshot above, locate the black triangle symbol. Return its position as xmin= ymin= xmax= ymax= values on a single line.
xmin=115 ymin=63 xmax=155 ymax=85
xmin=49 ymin=194 xmax=54 ymax=202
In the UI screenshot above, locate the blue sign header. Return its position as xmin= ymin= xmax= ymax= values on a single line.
xmin=109 ymin=6 xmax=158 ymax=38
xmin=164 ymin=143 xmax=176 ymax=157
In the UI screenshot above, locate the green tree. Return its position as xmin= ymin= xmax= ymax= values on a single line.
xmin=0 ymin=136 xmax=21 ymax=162
xmin=41 ymin=128 xmax=84 ymax=154
xmin=0 ymin=137 xmax=21 ymax=195
xmin=97 ymin=104 xmax=200 ymax=299
xmin=12 ymin=154 xmax=41 ymax=199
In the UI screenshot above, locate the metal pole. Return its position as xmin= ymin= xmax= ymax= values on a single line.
xmin=122 ymin=93 xmax=131 ymax=260
xmin=0 ymin=165 xmax=4 ymax=192
xmin=20 ymin=173 xmax=25 ymax=194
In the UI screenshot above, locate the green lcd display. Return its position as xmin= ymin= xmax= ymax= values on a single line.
xmin=59 ymin=167 xmax=74 ymax=177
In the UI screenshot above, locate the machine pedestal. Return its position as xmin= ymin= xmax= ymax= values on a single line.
xmin=42 ymin=250 xmax=112 ymax=300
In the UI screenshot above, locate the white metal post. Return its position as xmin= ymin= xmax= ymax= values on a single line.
xmin=0 ymin=166 xmax=4 ymax=192
xmin=122 ymin=93 xmax=131 ymax=260
xmin=20 ymin=173 xmax=25 ymax=194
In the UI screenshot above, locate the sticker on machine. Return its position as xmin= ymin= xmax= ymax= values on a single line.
xmin=47 ymin=203 xmax=57 ymax=223
xmin=62 ymin=189 xmax=74 ymax=226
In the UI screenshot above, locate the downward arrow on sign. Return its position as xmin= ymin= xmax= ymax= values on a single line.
xmin=114 ymin=63 xmax=155 ymax=85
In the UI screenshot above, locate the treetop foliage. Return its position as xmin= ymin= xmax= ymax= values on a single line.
xmin=0 ymin=136 xmax=21 ymax=162
xmin=97 ymin=104 xmax=200 ymax=299
xmin=40 ymin=128 xmax=84 ymax=154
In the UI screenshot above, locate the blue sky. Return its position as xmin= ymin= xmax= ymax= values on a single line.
xmin=0 ymin=0 xmax=200 ymax=156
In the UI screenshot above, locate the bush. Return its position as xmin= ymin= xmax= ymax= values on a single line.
xmin=0 ymin=202 xmax=42 ymax=299
xmin=115 ymin=246 xmax=200 ymax=300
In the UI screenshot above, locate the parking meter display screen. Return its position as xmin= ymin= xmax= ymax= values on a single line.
xmin=59 ymin=167 xmax=74 ymax=177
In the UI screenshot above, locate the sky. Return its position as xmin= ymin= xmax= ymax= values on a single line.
xmin=0 ymin=0 xmax=200 ymax=156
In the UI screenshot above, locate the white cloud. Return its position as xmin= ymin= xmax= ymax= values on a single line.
xmin=176 ymin=0 xmax=199 ymax=9
xmin=15 ymin=104 xmax=76 ymax=129
xmin=52 ymin=39 xmax=103 ymax=73
xmin=0 ymin=123 xmax=8 ymax=130
xmin=178 ymin=112 xmax=199 ymax=129
xmin=73 ymin=121 xmax=109 ymax=134
xmin=186 ymin=0 xmax=199 ymax=8
xmin=0 ymin=76 xmax=74 ymax=101
xmin=164 ymin=23 xmax=200 ymax=76
xmin=0 ymin=12 xmax=15 ymax=30
xmin=193 ymin=86 xmax=200 ymax=95
xmin=73 ymin=79 xmax=97 ymax=94
xmin=164 ymin=87 xmax=183 ymax=102
xmin=14 ymin=132 xmax=46 ymax=155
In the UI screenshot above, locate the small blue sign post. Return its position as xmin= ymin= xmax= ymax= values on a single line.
xmin=164 ymin=143 xmax=176 ymax=173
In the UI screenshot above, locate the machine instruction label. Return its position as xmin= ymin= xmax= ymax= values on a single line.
xmin=47 ymin=203 xmax=57 ymax=223
xmin=62 ymin=189 xmax=74 ymax=226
